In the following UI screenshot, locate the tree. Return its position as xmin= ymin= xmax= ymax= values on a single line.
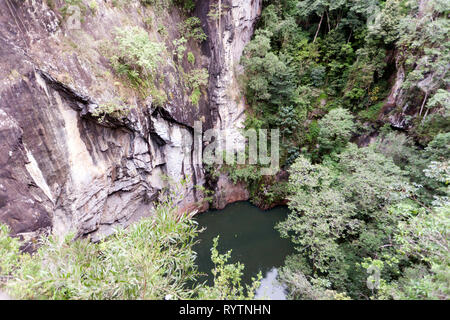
xmin=317 ymin=107 xmax=355 ymax=154
xmin=278 ymin=144 xmax=411 ymax=298
xmin=336 ymin=144 xmax=408 ymax=216
xmin=277 ymin=156 xmax=358 ymax=273
xmin=0 ymin=199 xmax=202 ymax=300
xmin=0 ymin=202 xmax=260 ymax=300
xmin=374 ymin=168 xmax=449 ymax=300
xmin=197 ymin=237 xmax=262 ymax=300
xmin=241 ymin=29 xmax=300 ymax=129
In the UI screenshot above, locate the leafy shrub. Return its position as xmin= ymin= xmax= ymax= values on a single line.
xmin=173 ymin=37 xmax=187 ymax=61
xmin=92 ymin=101 xmax=131 ymax=122
xmin=187 ymin=68 xmax=208 ymax=106
xmin=143 ymin=16 xmax=153 ymax=29
xmin=357 ymin=102 xmax=384 ymax=122
xmin=197 ymin=236 xmax=262 ymax=300
xmin=187 ymin=52 xmax=195 ymax=65
xmin=0 ymin=199 xmax=263 ymax=300
xmin=1 ymin=199 xmax=201 ymax=299
xmin=190 ymin=87 xmax=201 ymax=106
xmin=178 ymin=17 xmax=207 ymax=43
xmin=310 ymin=65 xmax=326 ymax=87
xmin=0 ymin=224 xmax=21 ymax=277
xmin=88 ymin=0 xmax=98 ymax=14
xmin=317 ymin=107 xmax=355 ymax=154
xmin=306 ymin=120 xmax=320 ymax=145
xmin=227 ymin=164 xmax=261 ymax=185
xmin=108 ymin=26 xmax=165 ymax=94
xmin=150 ymin=87 xmax=168 ymax=107
xmin=187 ymin=68 xmax=208 ymax=89
xmin=111 ymin=26 xmax=165 ymax=77
xmin=157 ymin=24 xmax=168 ymax=37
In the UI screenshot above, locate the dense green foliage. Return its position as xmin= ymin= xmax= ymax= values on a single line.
xmin=0 ymin=201 xmax=199 ymax=299
xmin=178 ymin=17 xmax=208 ymax=43
xmin=239 ymin=0 xmax=449 ymax=300
xmin=242 ymin=0 xmax=449 ymax=160
xmin=277 ymin=135 xmax=448 ymax=300
xmin=316 ymin=107 xmax=355 ymax=154
xmin=108 ymin=25 xmax=166 ymax=97
xmin=0 ymin=199 xmax=260 ymax=300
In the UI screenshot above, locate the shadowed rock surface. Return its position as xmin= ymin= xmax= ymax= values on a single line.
xmin=0 ymin=0 xmax=261 ymax=242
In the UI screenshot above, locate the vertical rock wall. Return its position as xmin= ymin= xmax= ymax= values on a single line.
xmin=199 ymin=0 xmax=262 ymax=209
xmin=0 ymin=0 xmax=262 ymax=241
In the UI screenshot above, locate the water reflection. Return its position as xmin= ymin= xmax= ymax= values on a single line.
xmin=255 ymin=268 xmax=288 ymax=300
xmin=193 ymin=201 xmax=295 ymax=298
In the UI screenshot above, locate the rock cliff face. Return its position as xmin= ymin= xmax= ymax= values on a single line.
xmin=199 ymin=0 xmax=261 ymax=208
xmin=379 ymin=0 xmax=447 ymax=132
xmin=0 ymin=0 xmax=261 ymax=242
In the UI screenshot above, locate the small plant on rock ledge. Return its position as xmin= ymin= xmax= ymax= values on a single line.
xmin=178 ymin=17 xmax=207 ymax=43
xmin=109 ymin=26 xmax=166 ymax=95
xmin=92 ymin=101 xmax=131 ymax=122
xmin=172 ymin=37 xmax=187 ymax=61
xmin=187 ymin=52 xmax=195 ymax=65
xmin=187 ymin=68 xmax=209 ymax=107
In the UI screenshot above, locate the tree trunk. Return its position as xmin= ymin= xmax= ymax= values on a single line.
xmin=419 ymin=92 xmax=428 ymax=116
xmin=421 ymin=108 xmax=430 ymax=125
xmin=313 ymin=13 xmax=325 ymax=43
xmin=218 ymin=0 xmax=222 ymax=32
xmin=326 ymin=10 xmax=331 ymax=33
